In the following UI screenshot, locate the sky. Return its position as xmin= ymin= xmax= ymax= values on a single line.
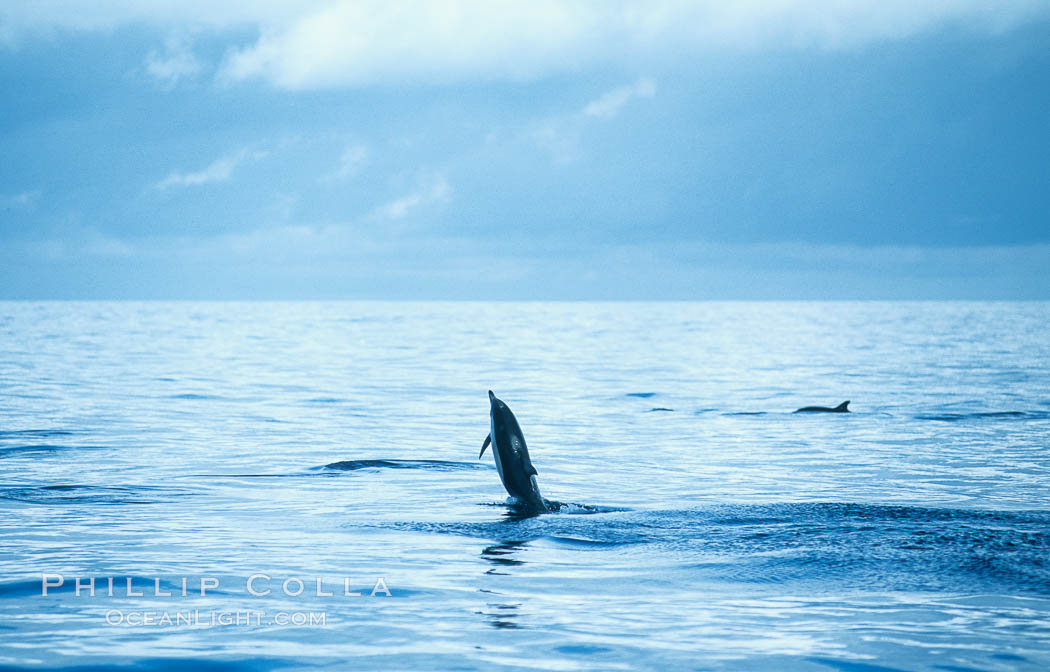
xmin=1 ymin=1 xmax=1048 ymax=299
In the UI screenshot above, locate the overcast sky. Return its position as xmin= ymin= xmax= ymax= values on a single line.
xmin=1 ymin=1 xmax=1048 ymax=299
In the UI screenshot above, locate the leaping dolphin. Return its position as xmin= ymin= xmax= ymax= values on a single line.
xmin=794 ymin=401 xmax=850 ymax=413
xmin=480 ymin=391 xmax=548 ymax=512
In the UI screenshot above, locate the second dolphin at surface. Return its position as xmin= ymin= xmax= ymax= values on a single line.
xmin=794 ymin=401 xmax=850 ymax=413
xmin=480 ymin=390 xmax=548 ymax=513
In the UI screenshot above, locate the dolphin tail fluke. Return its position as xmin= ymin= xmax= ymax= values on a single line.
xmin=479 ymin=433 xmax=491 ymax=459
xmin=835 ymin=401 xmax=850 ymax=412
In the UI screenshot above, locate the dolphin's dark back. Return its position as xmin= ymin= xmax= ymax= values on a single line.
xmin=794 ymin=400 xmax=850 ymax=413
xmin=491 ymin=401 xmax=538 ymax=488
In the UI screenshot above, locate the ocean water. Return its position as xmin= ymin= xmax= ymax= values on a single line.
xmin=2 ymin=301 xmax=1049 ymax=671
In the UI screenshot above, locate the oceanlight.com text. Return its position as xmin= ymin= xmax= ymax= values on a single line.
xmin=104 ymin=609 xmax=328 ymax=627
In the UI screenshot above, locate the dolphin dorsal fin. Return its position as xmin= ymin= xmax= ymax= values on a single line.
xmin=835 ymin=401 xmax=850 ymax=412
xmin=479 ymin=433 xmax=491 ymax=459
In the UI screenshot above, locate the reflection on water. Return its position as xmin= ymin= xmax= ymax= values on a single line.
xmin=479 ymin=602 xmax=523 ymax=630
xmin=480 ymin=542 xmax=529 ymax=628
xmin=482 ymin=540 xmax=529 ymax=574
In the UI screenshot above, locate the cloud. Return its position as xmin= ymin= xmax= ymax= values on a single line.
xmin=16 ymin=227 xmax=134 ymax=260
xmin=0 ymin=1 xmax=318 ymax=44
xmin=0 ymin=189 xmax=41 ymax=208
xmin=216 ymin=1 xmax=1048 ymax=88
xmin=370 ymin=175 xmax=451 ymax=220
xmin=81 ymin=231 xmax=136 ymax=257
xmin=524 ymin=76 xmax=655 ymax=163
xmin=155 ymin=147 xmax=268 ymax=189
xmin=529 ymin=119 xmax=580 ymax=165
xmin=583 ymin=78 xmax=656 ymax=118
xmin=145 ymin=34 xmax=201 ymax=89
xmin=321 ymin=144 xmax=368 ymax=182
xmin=2 ymin=2 xmax=1045 ymax=86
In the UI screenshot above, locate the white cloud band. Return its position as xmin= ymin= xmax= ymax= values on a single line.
xmin=3 ymin=1 xmax=1046 ymax=87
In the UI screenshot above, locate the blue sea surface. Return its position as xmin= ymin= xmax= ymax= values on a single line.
xmin=1 ymin=301 xmax=1049 ymax=671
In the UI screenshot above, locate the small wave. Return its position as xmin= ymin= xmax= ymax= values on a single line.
xmin=807 ymin=657 xmax=911 ymax=672
xmin=646 ymin=407 xmax=674 ymax=412
xmin=0 ymin=579 xmax=45 ymax=598
xmin=723 ymin=411 xmax=767 ymax=416
xmin=653 ymin=503 xmax=1050 ymax=593
xmin=0 ymin=657 xmax=301 ymax=671
xmin=544 ymin=535 xmax=620 ymax=547
xmin=169 ymin=393 xmax=220 ymax=400
xmin=480 ymin=499 xmax=628 ymax=520
xmin=382 ymin=502 xmax=1050 ymax=594
xmin=306 ymin=397 xmax=345 ymax=404
xmin=915 ymin=410 xmax=1050 ymax=422
xmin=0 ymin=429 xmax=74 ymax=439
xmin=555 ymin=645 xmax=613 ymax=655
xmin=190 ymin=473 xmax=323 ymax=479
xmin=0 ymin=484 xmax=187 ymax=505
xmin=626 ymin=392 xmax=657 ymax=398
xmin=322 ymin=459 xmax=488 ymax=472
xmin=544 ymin=501 xmax=628 ymax=515
xmin=387 ymin=510 xmax=638 ymax=545
xmin=385 ymin=503 xmax=632 ymax=544
xmin=0 ymin=444 xmax=64 ymax=458
xmin=0 ymin=444 xmax=107 ymax=459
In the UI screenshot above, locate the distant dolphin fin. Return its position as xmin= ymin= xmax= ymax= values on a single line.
xmin=835 ymin=401 xmax=850 ymax=412
xmin=479 ymin=434 xmax=491 ymax=459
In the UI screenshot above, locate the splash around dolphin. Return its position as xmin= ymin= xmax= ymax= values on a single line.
xmin=794 ymin=401 xmax=850 ymax=413
xmin=480 ymin=390 xmax=549 ymax=513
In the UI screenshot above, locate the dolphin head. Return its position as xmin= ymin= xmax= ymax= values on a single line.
xmin=488 ymin=390 xmax=512 ymax=422
xmin=482 ymin=391 xmax=511 ymax=458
